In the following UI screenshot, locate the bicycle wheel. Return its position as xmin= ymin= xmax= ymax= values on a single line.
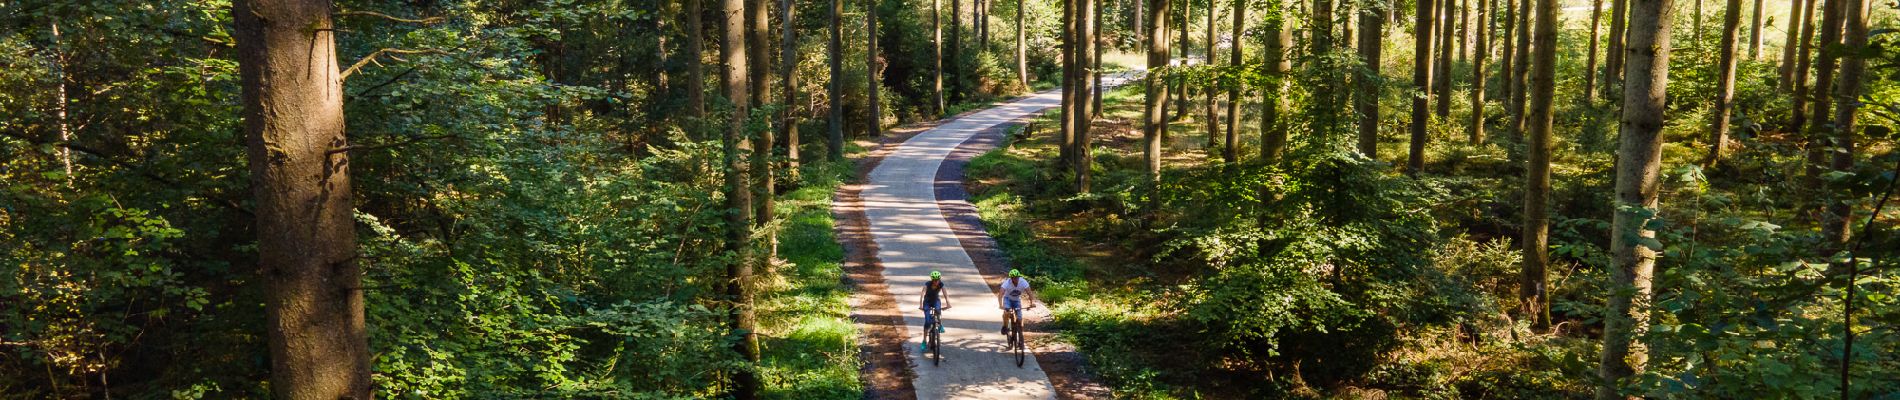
xmin=930 ymin=322 xmax=941 ymax=365
xmin=1013 ymin=314 xmax=1025 ymax=367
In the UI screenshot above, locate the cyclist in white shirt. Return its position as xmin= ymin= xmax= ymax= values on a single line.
xmin=997 ymin=269 xmax=1036 ymax=336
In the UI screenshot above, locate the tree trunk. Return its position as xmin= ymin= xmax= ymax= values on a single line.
xmin=1507 ymin=0 xmax=1530 ymax=142
xmin=1499 ymin=0 xmax=1515 ymax=105
xmin=1019 ymin=0 xmax=1030 ymax=87
xmin=720 ymin=0 xmax=763 ymax=397
xmin=780 ymin=0 xmax=801 ymax=182
xmin=1604 ymin=0 xmax=1628 ymax=97
xmin=234 ymin=1 xmax=373 ymax=398
xmin=1694 ymin=0 xmax=1704 ymax=45
xmin=1263 ymin=0 xmax=1292 ymax=161
xmin=828 ymin=0 xmax=846 ymax=160
xmin=1779 ymin=0 xmax=1811 ymax=92
xmin=50 ymin=22 xmax=73 ymax=184
xmin=1074 ymin=0 xmax=1097 ymax=193
xmin=869 ymin=0 xmax=884 ymax=137
xmin=689 ymin=0 xmax=708 ymax=117
xmin=1435 ymin=0 xmax=1454 ymax=118
xmin=1410 ymin=0 xmax=1435 ymax=174
xmin=1205 ymin=0 xmax=1220 ymax=158
xmin=1061 ymin=0 xmax=1077 ymax=165
xmin=1094 ymin=0 xmax=1106 ymax=117
xmin=1146 ymin=0 xmax=1172 ymax=179
xmin=1225 ymin=0 xmax=1246 ymax=163
xmin=747 ymin=0 xmax=774 ymax=256
xmin=951 ymin=0 xmax=963 ymax=103
xmin=1522 ymin=0 xmax=1557 ymax=335
xmin=1584 ymin=0 xmax=1603 ymax=102
xmin=1703 ymin=0 xmax=1742 ymax=164
xmin=1173 ymin=0 xmax=1190 ymax=122
xmin=936 ymin=0 xmax=946 ymax=115
xmin=1459 ymin=0 xmax=1470 ymax=64
xmin=1597 ymin=0 xmax=1672 ymax=395
xmin=1746 ymin=0 xmax=1763 ymax=59
xmin=1803 ymin=0 xmax=1846 ymax=218
xmin=1821 ymin=0 xmax=1867 ymax=250
xmin=1789 ymin=0 xmax=1818 ymax=127
xmin=1469 ymin=0 xmax=1488 ymax=144
xmin=1355 ymin=2 xmax=1384 ymax=157
xmin=1136 ymin=0 xmax=1146 ymax=53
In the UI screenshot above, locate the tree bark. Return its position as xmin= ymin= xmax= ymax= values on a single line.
xmin=747 ymin=0 xmax=774 ymax=254
xmin=1410 ymin=0 xmax=1435 ymax=175
xmin=1355 ymin=2 xmax=1384 ymax=157
xmin=1703 ymin=0 xmax=1742 ymax=165
xmin=1435 ymin=0 xmax=1455 ymax=118
xmin=1790 ymin=0 xmax=1818 ymax=129
xmin=1019 ymin=0 xmax=1030 ymax=87
xmin=1604 ymin=0 xmax=1628 ymax=97
xmin=1507 ymin=0 xmax=1530 ymax=142
xmin=1223 ymin=0 xmax=1245 ymax=163
xmin=1074 ymin=0 xmax=1097 ymax=193
xmin=936 ymin=0 xmax=946 ymax=114
xmin=1803 ymin=0 xmax=1846 ymax=218
xmin=1469 ymin=0 xmax=1488 ymax=144
xmin=1061 ymin=0 xmax=1077 ymax=165
xmin=720 ymin=0 xmax=762 ymax=398
xmin=828 ymin=0 xmax=846 ymax=160
xmin=1205 ymin=0 xmax=1220 ymax=158
xmin=1822 ymin=0 xmax=1868 ymax=250
xmin=1597 ymin=0 xmax=1672 ymax=395
xmin=1746 ymin=0 xmax=1763 ymax=59
xmin=869 ymin=0 xmax=884 ymax=137
xmin=50 ymin=22 xmax=73 ymax=184
xmin=1094 ymin=0 xmax=1106 ymax=117
xmin=689 ymin=0 xmax=708 ymax=117
xmin=951 ymin=0 xmax=964 ymax=103
xmin=1263 ymin=0 xmax=1292 ymax=161
xmin=1584 ymin=0 xmax=1604 ymax=102
xmin=234 ymin=1 xmax=373 ymax=398
xmin=1499 ymin=0 xmax=1515 ymax=105
xmin=1146 ymin=0 xmax=1172 ymax=179
xmin=1173 ymin=0 xmax=1190 ymax=122
xmin=780 ymin=0 xmax=800 ymax=182
xmin=1522 ymin=0 xmax=1557 ymax=335
xmin=1779 ymin=0 xmax=1811 ymax=92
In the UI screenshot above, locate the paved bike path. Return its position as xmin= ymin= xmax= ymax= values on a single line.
xmin=863 ymin=90 xmax=1063 ymax=400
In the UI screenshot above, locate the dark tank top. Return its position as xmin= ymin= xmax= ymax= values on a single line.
xmin=923 ymin=280 xmax=944 ymax=306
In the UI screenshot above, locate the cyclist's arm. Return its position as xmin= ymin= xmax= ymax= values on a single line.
xmin=941 ymin=286 xmax=951 ymax=308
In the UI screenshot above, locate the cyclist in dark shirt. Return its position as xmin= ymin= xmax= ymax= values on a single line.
xmin=920 ymin=270 xmax=952 ymax=348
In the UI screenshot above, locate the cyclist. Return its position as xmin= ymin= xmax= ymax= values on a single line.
xmin=919 ymin=270 xmax=951 ymax=351
xmin=998 ymin=269 xmax=1036 ymax=337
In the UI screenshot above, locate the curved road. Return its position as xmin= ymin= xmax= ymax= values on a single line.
xmin=863 ymin=77 xmax=1127 ymax=400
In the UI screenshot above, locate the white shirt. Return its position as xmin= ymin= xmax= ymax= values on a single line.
xmin=1000 ymin=277 xmax=1031 ymax=301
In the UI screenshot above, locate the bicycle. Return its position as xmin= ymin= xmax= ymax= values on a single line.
xmin=1004 ymin=306 xmax=1028 ymax=367
xmin=923 ymin=305 xmax=948 ymax=365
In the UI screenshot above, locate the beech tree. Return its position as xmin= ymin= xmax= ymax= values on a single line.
xmin=1262 ymin=0 xmax=1292 ymax=161
xmin=1597 ymin=0 xmax=1673 ymax=395
xmin=233 ymin=0 xmax=373 ymax=397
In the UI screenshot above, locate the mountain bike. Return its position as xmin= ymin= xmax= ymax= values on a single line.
xmin=1005 ymin=306 xmax=1026 ymax=367
xmin=924 ymin=305 xmax=946 ymax=365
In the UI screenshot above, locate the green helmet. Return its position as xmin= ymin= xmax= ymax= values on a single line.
xmin=1008 ymin=269 xmax=1022 ymax=277
xmin=930 ymin=271 xmax=942 ymax=280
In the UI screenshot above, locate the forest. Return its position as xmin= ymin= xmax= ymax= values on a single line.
xmin=0 ymin=0 xmax=1896 ymax=398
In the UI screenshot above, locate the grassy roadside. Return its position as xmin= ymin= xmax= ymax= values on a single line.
xmin=756 ymin=157 xmax=864 ymax=400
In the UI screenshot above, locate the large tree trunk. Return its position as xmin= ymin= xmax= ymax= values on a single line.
xmin=1434 ymin=0 xmax=1454 ymax=118
xmin=1410 ymin=0 xmax=1435 ymax=174
xmin=1822 ymin=0 xmax=1868 ymax=250
xmin=1604 ymin=0 xmax=1628 ymax=98
xmin=1224 ymin=0 xmax=1246 ymax=162
xmin=1746 ymin=0 xmax=1763 ymax=59
xmin=1459 ymin=0 xmax=1471 ymax=64
xmin=1584 ymin=0 xmax=1604 ymax=102
xmin=1263 ymin=0 xmax=1292 ymax=161
xmin=234 ymin=1 xmax=372 ymax=398
xmin=1790 ymin=0 xmax=1819 ymax=129
xmin=1019 ymin=0 xmax=1030 ymax=87
xmin=1469 ymin=0 xmax=1488 ymax=144
xmin=689 ymin=0 xmax=708 ymax=117
xmin=720 ymin=0 xmax=762 ymax=398
xmin=1204 ymin=0 xmax=1220 ymax=158
xmin=1074 ymin=0 xmax=1097 ymax=193
xmin=1136 ymin=0 xmax=1145 ymax=53
xmin=1061 ymin=0 xmax=1077 ymax=165
xmin=1355 ymin=2 xmax=1384 ymax=157
xmin=1803 ymin=0 xmax=1846 ymax=218
xmin=1597 ymin=0 xmax=1672 ymax=395
xmin=868 ymin=0 xmax=883 ymax=137
xmin=1522 ymin=0 xmax=1557 ymax=335
xmin=936 ymin=0 xmax=946 ymax=115
xmin=780 ymin=0 xmax=800 ymax=182
xmin=952 ymin=0 xmax=963 ymax=104
xmin=828 ymin=0 xmax=846 ymax=160
xmin=1094 ymin=0 xmax=1106 ymax=117
xmin=1173 ymin=0 xmax=1190 ymax=122
xmin=1703 ymin=0 xmax=1743 ymax=164
xmin=1507 ymin=0 xmax=1530 ymax=142
xmin=747 ymin=0 xmax=774 ymax=258
xmin=1499 ymin=0 xmax=1515 ymax=105
xmin=1145 ymin=0 xmax=1171 ymax=179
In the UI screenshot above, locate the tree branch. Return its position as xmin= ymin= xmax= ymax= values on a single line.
xmin=335 ymin=10 xmax=445 ymax=25
xmin=341 ymin=48 xmax=448 ymax=80
xmin=0 ymin=131 xmax=253 ymax=216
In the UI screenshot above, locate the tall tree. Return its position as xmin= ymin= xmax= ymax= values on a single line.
xmin=868 ymin=0 xmax=884 ymax=138
xmin=1094 ymin=0 xmax=1106 ymax=117
xmin=1224 ymin=0 xmax=1246 ymax=163
xmin=1584 ymin=0 xmax=1604 ymax=102
xmin=1075 ymin=0 xmax=1098 ymax=192
xmin=1459 ymin=0 xmax=1471 ymax=64
xmin=1597 ymin=0 xmax=1672 ymax=395
xmin=950 ymin=0 xmax=964 ymax=103
xmin=1355 ymin=0 xmax=1384 ymax=157
xmin=780 ymin=0 xmax=801 ymax=181
xmin=1789 ymin=0 xmax=1818 ymax=127
xmin=1410 ymin=0 xmax=1435 ymax=174
xmin=1434 ymin=0 xmax=1454 ymax=118
xmin=1522 ymin=0 xmax=1556 ymax=334
xmin=828 ymin=0 xmax=846 ymax=160
xmin=1603 ymin=0 xmax=1628 ymax=97
xmin=1018 ymin=0 xmax=1030 ymax=87
xmin=1803 ymin=0 xmax=1846 ymax=211
xmin=1703 ymin=0 xmax=1743 ymax=164
xmin=1499 ymin=0 xmax=1515 ymax=105
xmin=1507 ymin=0 xmax=1530 ymax=141
xmin=936 ymin=0 xmax=946 ymax=115
xmin=1061 ymin=0 xmax=1078 ymax=164
xmin=233 ymin=1 xmax=373 ymax=398
xmin=1469 ymin=0 xmax=1489 ymax=144
xmin=1263 ymin=0 xmax=1292 ymax=161
xmin=1146 ymin=0 xmax=1172 ymax=178
xmin=1173 ymin=0 xmax=1190 ymax=122
xmin=1822 ymin=0 xmax=1870 ymax=251
xmin=718 ymin=0 xmax=763 ymax=397
xmin=1779 ymin=0 xmax=1812 ymax=92
xmin=1746 ymin=0 xmax=1763 ymax=59
xmin=689 ymin=0 xmax=708 ymax=117
xmin=747 ymin=0 xmax=774 ymax=255
xmin=1204 ymin=0 xmax=1220 ymax=157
